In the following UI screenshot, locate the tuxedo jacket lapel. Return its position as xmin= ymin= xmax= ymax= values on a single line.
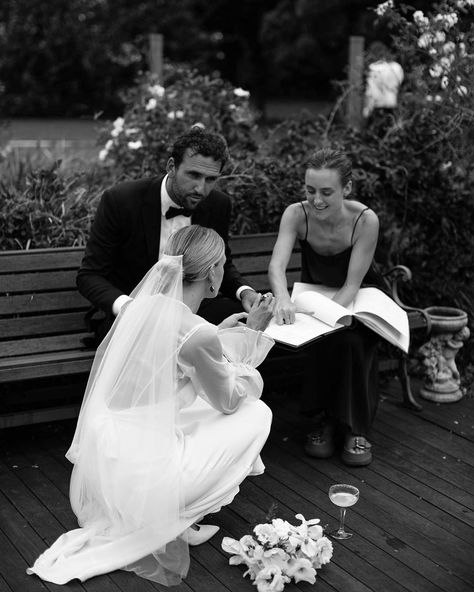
xmin=141 ymin=177 xmax=164 ymax=266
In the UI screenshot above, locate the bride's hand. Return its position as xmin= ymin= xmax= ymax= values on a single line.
xmin=218 ymin=312 xmax=248 ymax=329
xmin=246 ymin=293 xmax=275 ymax=331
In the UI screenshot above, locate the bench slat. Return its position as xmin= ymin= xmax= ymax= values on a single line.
xmin=248 ymin=271 xmax=300 ymax=293
xmin=2 ymin=270 xmax=78 ymax=293
xmin=228 ymin=233 xmax=279 ymax=255
xmin=0 ymin=312 xmax=88 ymax=340
xmin=2 ymin=333 xmax=92 ymax=358
xmin=0 ymin=350 xmax=94 ymax=382
xmin=0 ymin=291 xmax=90 ymax=316
xmin=0 ymin=248 xmax=84 ymax=273
xmin=235 ymin=252 xmax=301 ymax=275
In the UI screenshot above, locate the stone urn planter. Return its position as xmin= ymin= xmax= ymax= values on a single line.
xmin=418 ymin=306 xmax=470 ymax=403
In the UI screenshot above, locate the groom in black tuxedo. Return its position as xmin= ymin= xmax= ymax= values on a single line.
xmin=77 ymin=127 xmax=259 ymax=341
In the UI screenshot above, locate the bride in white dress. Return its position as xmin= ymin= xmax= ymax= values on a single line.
xmin=27 ymin=225 xmax=275 ymax=586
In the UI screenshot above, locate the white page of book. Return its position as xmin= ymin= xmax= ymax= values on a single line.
xmin=353 ymin=287 xmax=409 ymax=336
xmin=293 ymin=290 xmax=352 ymax=328
xmin=264 ymin=312 xmax=339 ymax=347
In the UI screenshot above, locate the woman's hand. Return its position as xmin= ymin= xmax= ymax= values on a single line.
xmin=273 ymin=295 xmax=296 ymax=325
xmin=246 ymin=293 xmax=275 ymax=331
xmin=218 ymin=312 xmax=249 ymax=330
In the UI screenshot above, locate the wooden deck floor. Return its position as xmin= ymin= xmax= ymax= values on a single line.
xmin=0 ymin=379 xmax=473 ymax=592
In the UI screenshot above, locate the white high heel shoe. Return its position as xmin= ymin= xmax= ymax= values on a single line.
xmin=185 ymin=524 xmax=220 ymax=546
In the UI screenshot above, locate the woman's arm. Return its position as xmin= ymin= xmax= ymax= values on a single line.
xmin=333 ymin=209 xmax=379 ymax=307
xmin=178 ymin=324 xmax=267 ymax=414
xmin=268 ymin=205 xmax=300 ymax=324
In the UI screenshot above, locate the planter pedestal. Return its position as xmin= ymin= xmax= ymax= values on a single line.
xmin=418 ymin=307 xmax=469 ymax=403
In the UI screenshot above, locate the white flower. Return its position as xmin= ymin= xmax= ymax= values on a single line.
xmin=105 ymin=139 xmax=114 ymax=150
xmin=254 ymin=523 xmax=280 ymax=547
xmin=446 ymin=12 xmax=459 ymax=27
xmin=434 ymin=95 xmax=443 ymax=102
xmin=271 ymin=518 xmax=293 ymax=539
xmin=426 ymin=94 xmax=433 ymax=102
xmin=439 ymin=55 xmax=454 ymax=70
xmin=413 ymin=11 xmax=429 ymax=29
xmin=167 ymin=111 xmax=176 ymax=119
xmin=429 ymin=48 xmax=438 ymax=56
xmin=125 ymin=127 xmax=140 ymax=136
xmin=222 ymin=514 xmax=331 ymax=589
xmin=375 ymin=0 xmax=393 ymax=17
xmin=308 ymin=523 xmax=324 ymax=540
xmin=233 ymin=87 xmax=250 ymax=98
xmin=254 ymin=566 xmax=288 ymax=592
xmin=440 ymin=76 xmax=449 ymax=89
xmin=127 ymin=140 xmax=142 ymax=150
xmin=459 ymin=42 xmax=466 ymax=56
xmin=417 ymin=33 xmax=432 ymax=48
xmin=413 ymin=10 xmax=424 ymax=22
xmin=113 ymin=117 xmax=124 ymax=129
xmin=442 ymin=41 xmax=456 ymax=54
xmin=429 ymin=63 xmax=443 ymax=78
xmin=111 ymin=117 xmax=124 ymax=137
xmin=149 ymin=84 xmax=165 ymax=97
xmin=456 ymin=85 xmax=468 ymax=96
xmin=314 ymin=537 xmax=333 ymax=566
xmin=434 ymin=31 xmax=446 ymax=44
xmin=285 ymin=557 xmax=316 ymax=584
xmin=145 ymin=98 xmax=157 ymax=111
xmin=98 ymin=149 xmax=108 ymax=161
xmin=175 ymin=110 xmax=185 ymax=119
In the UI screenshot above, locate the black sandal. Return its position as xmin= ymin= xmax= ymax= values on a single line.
xmin=304 ymin=421 xmax=335 ymax=458
xmin=341 ymin=435 xmax=372 ymax=466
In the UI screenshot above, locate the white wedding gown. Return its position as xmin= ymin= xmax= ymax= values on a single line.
xmin=27 ymin=300 xmax=273 ymax=586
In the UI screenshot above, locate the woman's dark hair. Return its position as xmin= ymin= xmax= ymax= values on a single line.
xmin=306 ymin=148 xmax=352 ymax=187
xmin=170 ymin=128 xmax=229 ymax=171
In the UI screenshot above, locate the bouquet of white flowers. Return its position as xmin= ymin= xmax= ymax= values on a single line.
xmin=221 ymin=514 xmax=333 ymax=591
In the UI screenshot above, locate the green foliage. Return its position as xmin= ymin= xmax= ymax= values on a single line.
xmin=0 ymin=155 xmax=106 ymax=249
xmin=97 ymin=63 xmax=258 ymax=178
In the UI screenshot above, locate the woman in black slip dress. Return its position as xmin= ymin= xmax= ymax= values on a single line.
xmin=268 ymin=147 xmax=385 ymax=466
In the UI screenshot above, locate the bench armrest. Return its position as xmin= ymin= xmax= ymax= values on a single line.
xmin=383 ymin=265 xmax=432 ymax=336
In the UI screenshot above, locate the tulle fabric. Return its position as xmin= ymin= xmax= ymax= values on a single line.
xmin=28 ymin=256 xmax=191 ymax=585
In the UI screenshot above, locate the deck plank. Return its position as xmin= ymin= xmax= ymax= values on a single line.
xmin=1 ymin=380 xmax=473 ymax=592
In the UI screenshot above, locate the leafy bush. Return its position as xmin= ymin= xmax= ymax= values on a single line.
xmin=0 ymin=155 xmax=107 ymax=249
xmin=97 ymin=63 xmax=258 ymax=179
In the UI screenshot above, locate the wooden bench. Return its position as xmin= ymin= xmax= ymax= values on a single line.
xmin=0 ymin=233 xmax=429 ymax=428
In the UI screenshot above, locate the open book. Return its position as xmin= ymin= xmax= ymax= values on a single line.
xmin=265 ymin=282 xmax=409 ymax=352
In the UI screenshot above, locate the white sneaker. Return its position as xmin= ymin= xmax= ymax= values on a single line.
xmin=185 ymin=524 xmax=220 ymax=546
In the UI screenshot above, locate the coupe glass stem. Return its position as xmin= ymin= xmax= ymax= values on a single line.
xmin=337 ymin=508 xmax=347 ymax=535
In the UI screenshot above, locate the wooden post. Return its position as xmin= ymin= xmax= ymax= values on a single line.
xmin=148 ymin=33 xmax=163 ymax=80
xmin=347 ymin=35 xmax=365 ymax=130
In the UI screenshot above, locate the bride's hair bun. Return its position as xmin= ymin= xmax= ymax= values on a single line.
xmin=164 ymin=225 xmax=225 ymax=283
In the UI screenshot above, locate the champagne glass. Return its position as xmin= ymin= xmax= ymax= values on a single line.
xmin=328 ymin=484 xmax=359 ymax=539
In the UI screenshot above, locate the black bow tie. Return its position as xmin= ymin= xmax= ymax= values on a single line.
xmin=165 ymin=206 xmax=193 ymax=219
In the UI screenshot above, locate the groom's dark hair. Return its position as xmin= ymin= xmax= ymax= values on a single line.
xmin=170 ymin=128 xmax=229 ymax=171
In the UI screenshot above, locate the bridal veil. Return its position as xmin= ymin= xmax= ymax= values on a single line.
xmin=27 ymin=255 xmax=192 ymax=585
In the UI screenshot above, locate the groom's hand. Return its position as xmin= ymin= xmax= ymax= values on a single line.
xmin=240 ymin=289 xmax=260 ymax=312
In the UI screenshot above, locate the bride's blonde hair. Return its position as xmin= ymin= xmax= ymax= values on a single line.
xmin=164 ymin=225 xmax=225 ymax=283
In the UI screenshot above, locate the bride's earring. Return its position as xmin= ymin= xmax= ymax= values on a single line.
xmin=209 ymin=284 xmax=215 ymax=293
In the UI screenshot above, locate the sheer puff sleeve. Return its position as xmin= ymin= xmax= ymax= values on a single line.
xmin=178 ymin=324 xmax=274 ymax=415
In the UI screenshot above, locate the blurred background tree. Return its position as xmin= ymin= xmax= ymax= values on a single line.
xmin=0 ymin=0 xmax=436 ymax=119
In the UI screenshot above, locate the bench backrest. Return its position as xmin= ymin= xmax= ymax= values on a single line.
xmin=0 ymin=248 xmax=93 ymax=361
xmin=0 ymin=233 xmax=289 ymax=359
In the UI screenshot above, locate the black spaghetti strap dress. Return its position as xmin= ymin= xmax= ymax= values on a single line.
xmin=299 ymin=203 xmax=385 ymax=436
